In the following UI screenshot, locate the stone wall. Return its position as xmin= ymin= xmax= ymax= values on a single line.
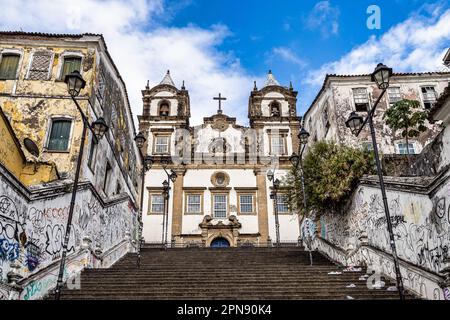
xmin=0 ymin=163 xmax=138 ymax=299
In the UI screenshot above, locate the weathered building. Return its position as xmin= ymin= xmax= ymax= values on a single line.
xmin=303 ymin=72 xmax=450 ymax=155
xmin=0 ymin=31 xmax=141 ymax=202
xmin=0 ymin=32 xmax=140 ymax=300
xmin=138 ymin=71 xmax=302 ymax=247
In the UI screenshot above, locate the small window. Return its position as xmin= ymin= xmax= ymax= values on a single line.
xmin=154 ymin=135 xmax=170 ymax=154
xmin=353 ymin=88 xmax=369 ymax=112
xmin=47 ymin=119 xmax=72 ymax=151
xmin=270 ymin=101 xmax=281 ymax=116
xmin=103 ymin=162 xmax=112 ymax=194
xmin=150 ymin=194 xmax=165 ymax=214
xmin=387 ymin=87 xmax=401 ymax=105
xmin=276 ymin=194 xmax=289 ymax=213
xmin=28 ymin=51 xmax=52 ymax=80
xmin=159 ymin=102 xmax=170 ymax=116
xmin=270 ymin=136 xmax=286 ymax=155
xmin=186 ymin=194 xmax=202 ymax=214
xmin=61 ymin=56 xmax=82 ymax=80
xmin=362 ymin=142 xmax=374 ymax=151
xmin=213 ymin=194 xmax=227 ymax=218
xmin=0 ymin=53 xmax=20 ymax=80
xmin=239 ymin=194 xmax=254 ymax=213
xmin=323 ymin=101 xmax=330 ymax=130
xmin=397 ymin=142 xmax=416 ymax=155
xmin=87 ymin=138 xmax=98 ymax=171
xmin=421 ymin=86 xmax=437 ymax=109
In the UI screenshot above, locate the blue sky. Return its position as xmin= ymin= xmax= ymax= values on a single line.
xmin=1 ymin=0 xmax=450 ymax=125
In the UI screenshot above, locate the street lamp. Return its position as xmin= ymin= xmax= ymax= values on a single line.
xmin=267 ymin=171 xmax=281 ymax=247
xmin=161 ymin=157 xmax=177 ymax=249
xmin=54 ymin=71 xmax=109 ymax=300
xmin=134 ymin=132 xmax=153 ymax=268
xmin=290 ymin=127 xmax=312 ymax=264
xmin=345 ymin=63 xmax=405 ymax=300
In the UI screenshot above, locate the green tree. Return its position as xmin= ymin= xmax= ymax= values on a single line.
xmin=284 ymin=141 xmax=374 ymax=216
xmin=383 ymin=99 xmax=428 ymax=155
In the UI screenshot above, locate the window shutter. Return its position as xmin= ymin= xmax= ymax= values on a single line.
xmin=48 ymin=120 xmax=71 ymax=151
xmin=0 ymin=54 xmax=20 ymax=79
xmin=61 ymin=57 xmax=82 ymax=79
xmin=28 ymin=51 xmax=52 ymax=80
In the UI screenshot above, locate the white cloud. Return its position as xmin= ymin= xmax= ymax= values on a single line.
xmin=306 ymin=6 xmax=450 ymax=87
xmin=270 ymin=47 xmax=307 ymax=68
xmin=305 ymin=1 xmax=340 ymax=38
xmin=0 ymin=0 xmax=259 ymax=126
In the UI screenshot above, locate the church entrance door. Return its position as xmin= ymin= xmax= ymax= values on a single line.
xmin=210 ymin=237 xmax=230 ymax=248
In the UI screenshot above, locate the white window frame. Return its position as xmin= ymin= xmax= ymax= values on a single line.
xmin=276 ymin=194 xmax=289 ymax=214
xmin=154 ymin=135 xmax=170 ymax=154
xmin=270 ymin=135 xmax=286 ymax=155
xmin=0 ymin=48 xmax=24 ymax=80
xmin=352 ymin=87 xmax=369 ymax=111
xmin=149 ymin=194 xmax=165 ymax=214
xmin=186 ymin=194 xmax=202 ymax=214
xmin=44 ymin=116 xmax=74 ymax=152
xmin=213 ymin=194 xmax=228 ymax=218
xmin=57 ymin=51 xmax=84 ymax=80
xmin=387 ymin=87 xmax=402 ymax=105
xmin=239 ymin=194 xmax=254 ymax=214
xmin=396 ymin=141 xmax=417 ymax=155
xmin=421 ymin=86 xmax=437 ymax=108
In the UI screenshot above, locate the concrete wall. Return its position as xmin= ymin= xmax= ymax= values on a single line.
xmin=315 ymin=171 xmax=450 ymax=299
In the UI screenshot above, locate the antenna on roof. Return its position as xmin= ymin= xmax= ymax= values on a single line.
xmin=181 ymin=80 xmax=185 ymax=90
xmin=253 ymin=81 xmax=257 ymax=91
xmin=145 ymin=80 xmax=149 ymax=90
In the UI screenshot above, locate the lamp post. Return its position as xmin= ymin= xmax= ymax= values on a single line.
xmin=289 ymin=128 xmax=313 ymax=262
xmin=54 ymin=71 xmax=109 ymax=300
xmin=267 ymin=170 xmax=281 ymax=247
xmin=345 ymin=63 xmax=405 ymax=300
xmin=161 ymin=157 xmax=177 ymax=249
xmin=134 ymin=132 xmax=154 ymax=268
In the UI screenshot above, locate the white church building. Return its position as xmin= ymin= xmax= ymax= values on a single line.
xmin=137 ymin=71 xmax=302 ymax=247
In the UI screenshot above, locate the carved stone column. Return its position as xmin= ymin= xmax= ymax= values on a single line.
xmin=171 ymin=169 xmax=186 ymax=242
xmin=254 ymin=168 xmax=269 ymax=242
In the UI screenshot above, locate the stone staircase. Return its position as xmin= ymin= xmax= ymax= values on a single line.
xmin=56 ymin=247 xmax=416 ymax=300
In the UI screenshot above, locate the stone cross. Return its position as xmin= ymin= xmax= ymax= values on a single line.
xmin=213 ymin=93 xmax=227 ymax=114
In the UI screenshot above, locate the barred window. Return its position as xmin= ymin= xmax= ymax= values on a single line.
xmin=28 ymin=51 xmax=52 ymax=80
xmin=186 ymin=194 xmax=201 ymax=213
xmin=276 ymin=194 xmax=289 ymax=213
xmin=213 ymin=194 xmax=227 ymax=218
xmin=150 ymin=194 xmax=165 ymax=214
xmin=387 ymin=87 xmax=401 ymax=105
xmin=239 ymin=194 xmax=254 ymax=213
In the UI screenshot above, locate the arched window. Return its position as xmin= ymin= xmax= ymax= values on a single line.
xmin=158 ymin=101 xmax=170 ymax=116
xmin=209 ymin=137 xmax=228 ymax=154
xmin=270 ymin=101 xmax=281 ymax=116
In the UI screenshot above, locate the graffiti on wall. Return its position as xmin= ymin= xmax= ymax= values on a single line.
xmin=0 ymin=173 xmax=137 ymax=284
xmin=320 ymin=184 xmax=450 ymax=275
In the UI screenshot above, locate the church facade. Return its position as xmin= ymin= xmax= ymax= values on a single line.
xmin=138 ymin=71 xmax=302 ymax=247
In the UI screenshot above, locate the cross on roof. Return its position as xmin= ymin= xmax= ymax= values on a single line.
xmin=213 ymin=93 xmax=227 ymax=114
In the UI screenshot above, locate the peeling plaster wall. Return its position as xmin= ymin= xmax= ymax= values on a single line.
xmin=304 ymin=75 xmax=450 ymax=154
xmin=0 ymin=165 xmax=138 ymax=298
xmin=0 ymin=36 xmax=140 ymax=205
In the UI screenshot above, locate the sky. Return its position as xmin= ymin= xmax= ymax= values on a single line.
xmin=1 ymin=0 xmax=450 ymax=126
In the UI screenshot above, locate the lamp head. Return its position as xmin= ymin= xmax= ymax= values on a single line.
xmin=345 ymin=111 xmax=364 ymax=136
xmin=91 ymin=117 xmax=109 ymax=141
xmin=64 ymin=70 xmax=86 ymax=97
xmin=371 ymin=63 xmax=393 ymax=90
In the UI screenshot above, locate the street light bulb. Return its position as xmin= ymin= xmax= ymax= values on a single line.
xmin=371 ymin=63 xmax=393 ymax=90
xmin=162 ymin=180 xmax=169 ymax=189
xmin=267 ymin=170 xmax=274 ymax=182
xmin=134 ymin=132 xmax=146 ymax=149
xmin=345 ymin=111 xmax=364 ymax=136
xmin=144 ymin=155 xmax=154 ymax=171
xmin=289 ymin=153 xmax=300 ymax=168
xmin=64 ymin=70 xmax=86 ymax=97
xmin=169 ymin=171 xmax=177 ymax=183
xmin=90 ymin=117 xmax=109 ymax=141
xmin=298 ymin=128 xmax=310 ymax=145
